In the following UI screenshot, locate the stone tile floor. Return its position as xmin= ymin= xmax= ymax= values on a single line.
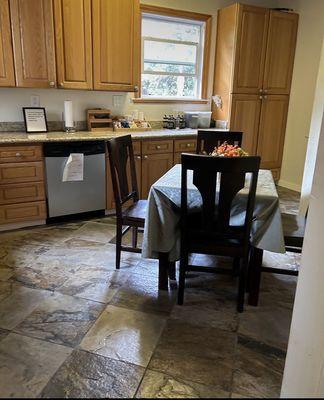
xmin=0 ymin=187 xmax=300 ymax=398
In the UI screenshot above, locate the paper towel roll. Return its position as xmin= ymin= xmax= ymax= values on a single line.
xmin=64 ymin=100 xmax=74 ymax=128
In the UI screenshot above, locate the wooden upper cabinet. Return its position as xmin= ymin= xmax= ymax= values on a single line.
xmin=0 ymin=0 xmax=15 ymax=86
xmin=92 ymin=0 xmax=140 ymax=91
xmin=53 ymin=0 xmax=93 ymax=90
xmin=10 ymin=0 xmax=56 ymax=88
xmin=233 ymin=5 xmax=269 ymax=94
xmin=257 ymin=95 xmax=289 ymax=169
xmin=263 ymin=11 xmax=298 ymax=95
xmin=230 ymin=94 xmax=261 ymax=155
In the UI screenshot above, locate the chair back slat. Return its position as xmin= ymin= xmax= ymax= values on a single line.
xmin=107 ymin=135 xmax=139 ymax=214
xmin=181 ymin=153 xmax=260 ymax=246
xmin=196 ymin=130 xmax=243 ymax=155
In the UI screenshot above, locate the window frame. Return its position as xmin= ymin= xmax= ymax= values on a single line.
xmin=134 ymin=5 xmax=212 ymax=103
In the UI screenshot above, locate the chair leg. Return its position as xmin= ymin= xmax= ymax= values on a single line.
xmin=177 ymin=255 xmax=187 ymax=305
xmin=168 ymin=262 xmax=176 ymax=280
xmin=116 ymin=222 xmax=122 ymax=270
xmin=237 ymin=256 xmax=248 ymax=313
xmin=132 ymin=226 xmax=138 ymax=248
xmin=233 ymin=257 xmax=240 ymax=276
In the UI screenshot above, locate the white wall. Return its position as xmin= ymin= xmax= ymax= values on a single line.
xmin=0 ymin=0 xmax=279 ymax=125
xmin=281 ymin=111 xmax=324 ymax=397
xmin=278 ymin=0 xmax=324 ymax=192
xmin=299 ymin=38 xmax=324 ymax=215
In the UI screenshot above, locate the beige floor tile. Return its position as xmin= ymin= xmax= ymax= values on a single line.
xmin=70 ymin=222 xmax=116 ymax=244
xmin=58 ymin=270 xmax=129 ymax=303
xmin=80 ymin=305 xmax=166 ymax=367
xmin=0 ymin=284 xmax=51 ymax=330
xmin=149 ymin=320 xmax=236 ymax=390
xmin=0 ymin=333 xmax=72 ymax=398
xmin=41 ymin=349 xmax=144 ymax=398
xmin=136 ymin=369 xmax=230 ymax=398
xmin=238 ymin=304 xmax=292 ymax=351
xmin=15 ymin=292 xmax=104 ymax=347
xmin=110 ymin=273 xmax=176 ymax=316
xmin=171 ymin=288 xmax=238 ymax=332
xmin=231 ymin=335 xmax=285 ymax=398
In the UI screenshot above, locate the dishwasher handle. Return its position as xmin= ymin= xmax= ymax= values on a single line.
xmin=44 ymin=141 xmax=106 ymax=157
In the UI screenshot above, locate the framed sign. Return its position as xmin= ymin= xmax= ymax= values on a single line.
xmin=23 ymin=107 xmax=48 ymax=133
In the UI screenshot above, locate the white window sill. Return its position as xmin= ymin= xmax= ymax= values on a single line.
xmin=132 ymin=97 xmax=210 ymax=104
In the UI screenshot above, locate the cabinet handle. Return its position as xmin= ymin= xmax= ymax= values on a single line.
xmin=263 ymin=95 xmax=268 ymax=100
xmin=15 ymin=152 xmax=21 ymax=157
xmin=134 ymin=85 xmax=139 ymax=92
xmin=144 ymin=155 xmax=148 ymax=159
xmin=156 ymin=145 xmax=161 ymax=149
xmin=136 ymin=156 xmax=141 ymax=159
xmin=259 ymin=89 xmax=263 ymax=93
xmin=186 ymin=143 xmax=192 ymax=147
xmin=259 ymin=96 xmax=263 ymax=100
xmin=59 ymin=82 xmax=64 ymax=87
xmin=49 ymin=81 xmax=55 ymax=87
xmin=263 ymin=89 xmax=268 ymax=93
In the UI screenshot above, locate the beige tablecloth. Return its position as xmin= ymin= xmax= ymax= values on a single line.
xmin=142 ymin=164 xmax=285 ymax=261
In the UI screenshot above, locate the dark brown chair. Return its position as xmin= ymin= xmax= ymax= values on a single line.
xmin=196 ymin=130 xmax=243 ymax=155
xmin=178 ymin=153 xmax=261 ymax=312
xmin=248 ymin=212 xmax=305 ymax=306
xmin=107 ymin=135 xmax=147 ymax=269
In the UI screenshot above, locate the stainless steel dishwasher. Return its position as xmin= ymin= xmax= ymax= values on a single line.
xmin=44 ymin=141 xmax=106 ymax=220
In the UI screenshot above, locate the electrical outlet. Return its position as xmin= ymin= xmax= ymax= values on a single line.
xmin=30 ymin=95 xmax=40 ymax=107
xmin=113 ymin=95 xmax=123 ymax=108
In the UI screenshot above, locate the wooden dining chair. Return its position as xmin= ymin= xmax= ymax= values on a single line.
xmin=248 ymin=212 xmax=306 ymax=306
xmin=178 ymin=153 xmax=261 ymax=312
xmin=107 ymin=135 xmax=147 ymax=269
xmin=196 ymin=130 xmax=243 ymax=154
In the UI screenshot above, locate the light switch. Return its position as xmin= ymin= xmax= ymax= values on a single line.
xmin=30 ymin=95 xmax=40 ymax=107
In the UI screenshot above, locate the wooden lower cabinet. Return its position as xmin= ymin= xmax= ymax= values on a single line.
xmin=0 ymin=144 xmax=43 ymax=163
xmin=0 ymin=162 xmax=44 ymax=184
xmin=0 ymin=201 xmax=46 ymax=224
xmin=0 ymin=144 xmax=47 ymax=226
xmin=141 ymin=153 xmax=173 ymax=199
xmin=0 ymin=182 xmax=45 ymax=205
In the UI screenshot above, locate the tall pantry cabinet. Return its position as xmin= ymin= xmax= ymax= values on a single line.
xmin=212 ymin=3 xmax=298 ymax=179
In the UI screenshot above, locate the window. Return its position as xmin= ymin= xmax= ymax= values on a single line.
xmin=138 ymin=6 xmax=211 ymax=102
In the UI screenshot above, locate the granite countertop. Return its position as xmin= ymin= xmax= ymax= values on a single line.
xmin=0 ymin=127 xmax=228 ymax=144
xmin=0 ymin=128 xmax=202 ymax=144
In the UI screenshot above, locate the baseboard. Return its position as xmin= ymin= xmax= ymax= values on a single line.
xmin=0 ymin=219 xmax=46 ymax=232
xmin=278 ymin=179 xmax=301 ymax=192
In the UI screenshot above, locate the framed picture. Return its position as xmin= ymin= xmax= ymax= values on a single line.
xmin=23 ymin=107 xmax=48 ymax=133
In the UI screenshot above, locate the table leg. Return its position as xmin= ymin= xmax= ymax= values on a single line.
xmin=158 ymin=252 xmax=169 ymax=290
xmin=248 ymin=247 xmax=263 ymax=306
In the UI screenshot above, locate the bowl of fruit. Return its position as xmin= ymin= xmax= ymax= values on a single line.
xmin=211 ymin=142 xmax=248 ymax=157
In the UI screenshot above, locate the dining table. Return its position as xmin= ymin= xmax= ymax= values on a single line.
xmin=142 ymin=164 xmax=286 ymax=305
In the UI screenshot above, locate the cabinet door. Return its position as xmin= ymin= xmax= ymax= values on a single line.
xmin=142 ymin=153 xmax=173 ymax=198
xmin=92 ymin=0 xmax=140 ymax=91
xmin=10 ymin=0 xmax=56 ymax=88
xmin=263 ymin=11 xmax=298 ymax=95
xmin=0 ymin=0 xmax=15 ymax=86
xmin=233 ymin=5 xmax=269 ymax=94
xmin=54 ymin=0 xmax=92 ymax=90
xmin=257 ymin=95 xmax=289 ymax=169
xmin=230 ymin=94 xmax=261 ymax=155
